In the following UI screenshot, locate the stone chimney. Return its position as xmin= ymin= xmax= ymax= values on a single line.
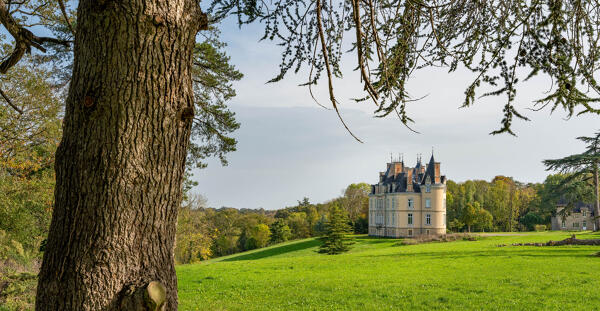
xmin=406 ymin=170 xmax=413 ymax=192
xmin=434 ymin=162 xmax=441 ymax=183
xmin=393 ymin=162 xmax=403 ymax=176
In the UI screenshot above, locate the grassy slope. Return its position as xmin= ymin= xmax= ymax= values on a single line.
xmin=177 ymin=232 xmax=600 ymax=311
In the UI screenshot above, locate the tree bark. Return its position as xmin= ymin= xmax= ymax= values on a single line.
xmin=36 ymin=0 xmax=206 ymax=309
xmin=594 ymin=162 xmax=600 ymax=232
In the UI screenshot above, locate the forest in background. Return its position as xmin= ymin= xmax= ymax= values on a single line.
xmin=3 ymin=167 xmax=597 ymax=268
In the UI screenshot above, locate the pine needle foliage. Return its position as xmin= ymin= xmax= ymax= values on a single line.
xmin=318 ymin=204 xmax=355 ymax=255
xmin=543 ymin=130 xmax=600 ymax=230
xmin=1 ymin=0 xmax=599 ymax=140
xmin=209 ymin=0 xmax=600 ymax=137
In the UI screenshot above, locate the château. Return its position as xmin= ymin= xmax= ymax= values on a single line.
xmin=369 ymin=154 xmax=447 ymax=237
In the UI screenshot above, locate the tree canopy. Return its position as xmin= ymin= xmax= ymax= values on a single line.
xmin=208 ymin=0 xmax=600 ymax=137
xmin=0 ymin=0 xmax=599 ymax=143
xmin=543 ymin=130 xmax=600 ymax=229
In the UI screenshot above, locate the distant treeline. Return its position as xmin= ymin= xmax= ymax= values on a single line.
xmin=175 ymin=183 xmax=370 ymax=264
xmin=175 ymin=173 xmax=598 ymax=263
xmin=1 ymin=172 xmax=596 ymax=265
xmin=446 ymin=174 xmax=596 ymax=233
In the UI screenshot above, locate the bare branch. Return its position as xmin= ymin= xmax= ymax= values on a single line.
xmin=0 ymin=85 xmax=21 ymax=114
xmin=0 ymin=0 xmax=69 ymax=74
xmin=57 ymin=0 xmax=75 ymax=35
xmin=317 ymin=0 xmax=362 ymax=143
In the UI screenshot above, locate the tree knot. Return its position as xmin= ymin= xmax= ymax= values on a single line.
xmin=84 ymin=95 xmax=95 ymax=108
xmin=152 ymin=15 xmax=165 ymax=26
xmin=180 ymin=106 xmax=194 ymax=122
xmin=120 ymin=281 xmax=166 ymax=311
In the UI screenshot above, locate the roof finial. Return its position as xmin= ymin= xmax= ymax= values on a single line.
xmin=432 ymin=146 xmax=434 ymax=156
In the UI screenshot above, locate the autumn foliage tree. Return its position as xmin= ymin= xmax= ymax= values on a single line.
xmin=0 ymin=56 xmax=61 ymax=265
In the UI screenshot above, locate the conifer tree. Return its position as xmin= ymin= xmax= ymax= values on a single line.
xmin=318 ymin=204 xmax=354 ymax=255
xmin=544 ymin=130 xmax=600 ymax=231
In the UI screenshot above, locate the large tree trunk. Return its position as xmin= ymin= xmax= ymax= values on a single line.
xmin=36 ymin=0 xmax=206 ymax=309
xmin=594 ymin=163 xmax=600 ymax=232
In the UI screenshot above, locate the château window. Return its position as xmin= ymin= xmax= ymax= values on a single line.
xmin=561 ymin=220 xmax=566 ymax=228
xmin=583 ymin=221 xmax=587 ymax=228
xmin=426 ymin=229 xmax=430 ymax=235
xmin=408 ymin=229 xmax=413 ymax=236
xmin=426 ymin=185 xmax=431 ymax=193
xmin=583 ymin=210 xmax=587 ymax=217
xmin=573 ymin=223 xmax=579 ymax=228
xmin=392 ymin=212 xmax=396 ymax=226
xmin=408 ymin=198 xmax=414 ymax=209
xmin=408 ymin=213 xmax=413 ymax=225
xmin=426 ymin=214 xmax=431 ymax=225
xmin=425 ymin=198 xmax=431 ymax=208
xmin=392 ymin=198 xmax=396 ymax=209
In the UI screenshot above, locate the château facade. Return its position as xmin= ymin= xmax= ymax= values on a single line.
xmin=368 ymin=154 xmax=447 ymax=238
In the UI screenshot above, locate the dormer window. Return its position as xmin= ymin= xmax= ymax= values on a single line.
xmin=583 ymin=209 xmax=587 ymax=217
xmin=425 ymin=176 xmax=431 ymax=193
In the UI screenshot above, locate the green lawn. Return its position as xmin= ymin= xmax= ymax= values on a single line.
xmin=177 ymin=231 xmax=600 ymax=310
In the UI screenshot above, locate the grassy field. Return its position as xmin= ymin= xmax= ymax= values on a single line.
xmin=177 ymin=231 xmax=600 ymax=311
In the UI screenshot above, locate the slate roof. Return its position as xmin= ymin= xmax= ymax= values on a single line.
xmin=371 ymin=154 xmax=445 ymax=194
xmin=421 ymin=154 xmax=436 ymax=185
xmin=557 ymin=199 xmax=596 ymax=215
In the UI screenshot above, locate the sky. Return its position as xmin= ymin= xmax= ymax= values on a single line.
xmin=189 ymin=20 xmax=600 ymax=210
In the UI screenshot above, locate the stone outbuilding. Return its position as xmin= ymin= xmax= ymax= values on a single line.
xmin=551 ymin=200 xmax=596 ymax=231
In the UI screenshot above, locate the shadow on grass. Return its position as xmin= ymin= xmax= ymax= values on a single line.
xmin=367 ymin=247 xmax=598 ymax=260
xmin=353 ymin=235 xmax=400 ymax=244
xmin=222 ymin=239 xmax=322 ymax=262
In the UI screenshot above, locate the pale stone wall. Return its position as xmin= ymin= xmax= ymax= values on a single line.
xmin=368 ymin=184 xmax=447 ymax=238
xmin=551 ymin=206 xmax=596 ymax=231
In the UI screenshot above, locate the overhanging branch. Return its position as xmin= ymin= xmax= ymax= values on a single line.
xmin=0 ymin=0 xmax=70 ymax=74
xmin=0 ymin=86 xmax=21 ymax=114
